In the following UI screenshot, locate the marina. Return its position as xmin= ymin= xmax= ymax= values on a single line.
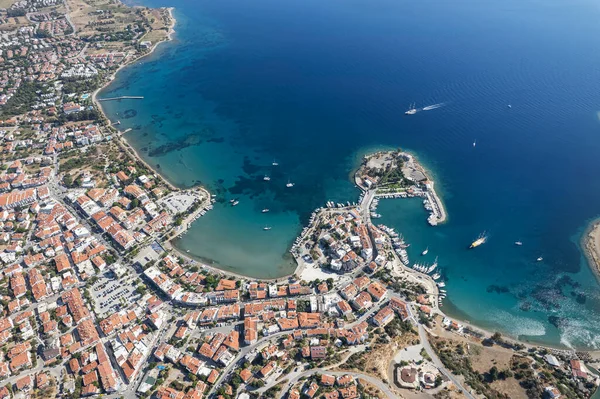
xmin=99 ymin=0 xmax=600 ymax=349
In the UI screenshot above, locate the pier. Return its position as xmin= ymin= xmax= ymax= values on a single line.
xmin=97 ymin=96 xmax=144 ymax=102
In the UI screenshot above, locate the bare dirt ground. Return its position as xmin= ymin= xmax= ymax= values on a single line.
xmin=337 ymin=332 xmax=419 ymax=383
xmin=358 ymin=378 xmax=387 ymax=399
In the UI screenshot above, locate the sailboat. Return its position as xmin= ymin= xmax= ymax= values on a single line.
xmin=421 ymin=247 xmax=428 ymax=256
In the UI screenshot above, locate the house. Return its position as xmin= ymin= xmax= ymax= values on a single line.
xmin=351 ymin=291 xmax=372 ymax=311
xmin=260 ymin=361 xmax=276 ymax=379
xmin=303 ymin=382 xmax=319 ymax=398
xmin=310 ymin=346 xmax=327 ymax=360
xmin=321 ymin=374 xmax=335 ymax=386
xmin=544 ymin=386 xmax=561 ymax=399
xmin=366 ymin=282 xmax=387 ymax=301
xmin=570 ymin=359 xmax=588 ymax=379
xmin=372 ymin=306 xmax=394 ymax=327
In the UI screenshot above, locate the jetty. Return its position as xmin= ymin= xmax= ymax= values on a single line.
xmin=97 ymin=96 xmax=144 ymax=102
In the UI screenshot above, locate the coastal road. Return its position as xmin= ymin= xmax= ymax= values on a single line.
xmin=418 ymin=325 xmax=475 ymax=399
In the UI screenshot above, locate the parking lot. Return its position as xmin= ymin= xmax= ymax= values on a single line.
xmin=159 ymin=193 xmax=196 ymax=215
xmin=91 ymin=275 xmax=140 ymax=318
xmin=133 ymin=243 xmax=164 ymax=267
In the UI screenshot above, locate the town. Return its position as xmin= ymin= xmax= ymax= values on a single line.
xmin=0 ymin=0 xmax=597 ymax=398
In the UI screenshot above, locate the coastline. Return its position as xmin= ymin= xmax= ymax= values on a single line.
xmin=405 ymin=151 xmax=448 ymax=225
xmin=582 ymin=217 xmax=600 ymax=283
xmin=84 ymin=4 xmax=600 ymax=355
xmin=92 ymin=6 xmax=179 ymax=192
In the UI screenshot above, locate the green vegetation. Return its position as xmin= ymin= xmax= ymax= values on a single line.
xmin=0 ymin=81 xmax=45 ymax=118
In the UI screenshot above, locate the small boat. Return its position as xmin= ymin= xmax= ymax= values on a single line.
xmin=473 ymin=139 xmax=477 ymax=147
xmin=263 ymin=175 xmax=271 ymax=181
xmin=231 ymin=200 xmax=239 ymax=206
xmin=507 ymin=104 xmax=512 ymax=108
xmin=405 ymin=102 xmax=417 ymax=115
xmin=537 ymin=257 xmax=543 ymax=262
xmin=515 ymin=241 xmax=523 ymax=246
xmin=262 ymin=209 xmax=270 ymax=213
xmin=263 ymin=226 xmax=272 ymax=231
xmin=272 ymin=160 xmax=279 ymax=166
xmin=286 ymin=181 xmax=295 ymax=188
xmin=421 ymin=247 xmax=428 ymax=256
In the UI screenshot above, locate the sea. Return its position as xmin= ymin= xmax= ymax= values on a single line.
xmin=100 ymin=0 xmax=600 ymax=349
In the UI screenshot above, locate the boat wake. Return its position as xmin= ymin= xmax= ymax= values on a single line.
xmin=422 ymin=103 xmax=445 ymax=111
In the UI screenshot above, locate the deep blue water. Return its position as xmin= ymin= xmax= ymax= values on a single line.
xmin=101 ymin=0 xmax=600 ymax=348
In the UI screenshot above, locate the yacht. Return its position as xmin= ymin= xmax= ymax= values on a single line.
xmin=231 ymin=200 xmax=239 ymax=206
xmin=263 ymin=226 xmax=272 ymax=231
xmin=286 ymin=181 xmax=295 ymax=188
xmin=263 ymin=175 xmax=271 ymax=181
xmin=405 ymin=103 xmax=417 ymax=115
xmin=515 ymin=241 xmax=523 ymax=246
xmin=469 ymin=232 xmax=487 ymax=249
xmin=272 ymin=160 xmax=279 ymax=166
xmin=421 ymin=247 xmax=428 ymax=256
xmin=537 ymin=257 xmax=543 ymax=262
xmin=262 ymin=209 xmax=270 ymax=213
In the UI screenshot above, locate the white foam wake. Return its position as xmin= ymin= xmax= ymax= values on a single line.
xmin=422 ymin=103 xmax=445 ymax=111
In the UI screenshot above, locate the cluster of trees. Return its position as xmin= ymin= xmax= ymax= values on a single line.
xmin=7 ymin=8 xmax=26 ymax=17
xmin=62 ymin=77 xmax=102 ymax=95
xmin=0 ymin=82 xmax=45 ymax=119
xmin=57 ymin=108 xmax=101 ymax=124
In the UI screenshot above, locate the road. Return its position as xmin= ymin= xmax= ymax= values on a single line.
xmin=418 ymin=325 xmax=475 ymax=399
xmin=278 ymin=369 xmax=399 ymax=399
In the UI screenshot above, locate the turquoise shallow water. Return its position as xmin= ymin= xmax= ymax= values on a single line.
xmin=102 ymin=0 xmax=600 ymax=348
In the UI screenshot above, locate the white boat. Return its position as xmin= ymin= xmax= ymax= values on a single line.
xmin=272 ymin=160 xmax=279 ymax=166
xmin=437 ymin=282 xmax=446 ymax=287
xmin=263 ymin=226 xmax=272 ymax=231
xmin=262 ymin=209 xmax=269 ymax=213
xmin=507 ymin=104 xmax=512 ymax=108
xmin=537 ymin=257 xmax=543 ymax=262
xmin=286 ymin=181 xmax=295 ymax=188
xmin=421 ymin=247 xmax=428 ymax=256
xmin=231 ymin=200 xmax=239 ymax=206
xmin=263 ymin=175 xmax=271 ymax=181
xmin=405 ymin=102 xmax=417 ymax=115
xmin=515 ymin=241 xmax=523 ymax=246
xmin=473 ymin=139 xmax=477 ymax=147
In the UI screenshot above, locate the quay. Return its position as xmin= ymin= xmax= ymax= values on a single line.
xmin=97 ymin=96 xmax=144 ymax=101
